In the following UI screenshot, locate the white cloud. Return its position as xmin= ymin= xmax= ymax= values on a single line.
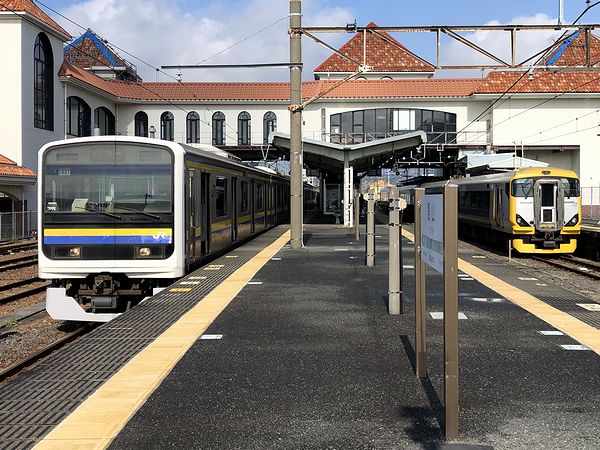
xmin=58 ymin=0 xmax=354 ymax=82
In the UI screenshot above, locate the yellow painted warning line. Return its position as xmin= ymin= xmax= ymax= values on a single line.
xmin=401 ymin=228 xmax=600 ymax=356
xmin=34 ymin=228 xmax=291 ymax=450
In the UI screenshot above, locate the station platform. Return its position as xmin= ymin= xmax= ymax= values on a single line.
xmin=1 ymin=217 xmax=599 ymax=449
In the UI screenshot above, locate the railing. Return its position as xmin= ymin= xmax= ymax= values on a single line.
xmin=0 ymin=211 xmax=37 ymax=242
xmin=312 ymin=131 xmax=489 ymax=146
xmin=581 ymin=187 xmax=600 ymax=220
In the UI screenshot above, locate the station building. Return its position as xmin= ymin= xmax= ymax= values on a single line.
xmin=1 ymin=0 xmax=600 ymax=221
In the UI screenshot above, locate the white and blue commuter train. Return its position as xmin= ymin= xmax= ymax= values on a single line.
xmin=38 ymin=136 xmax=318 ymax=322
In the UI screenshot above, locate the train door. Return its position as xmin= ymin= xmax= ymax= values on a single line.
xmin=201 ymin=172 xmax=210 ymax=255
xmin=186 ymin=169 xmax=194 ymax=267
xmin=232 ymin=176 xmax=238 ymax=242
xmin=534 ymin=179 xmax=562 ymax=230
xmin=250 ymin=180 xmax=256 ymax=233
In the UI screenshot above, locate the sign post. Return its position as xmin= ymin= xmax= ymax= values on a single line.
xmin=417 ymin=183 xmax=459 ymax=441
xmin=414 ymin=188 xmax=427 ymax=378
xmin=366 ymin=189 xmax=375 ymax=267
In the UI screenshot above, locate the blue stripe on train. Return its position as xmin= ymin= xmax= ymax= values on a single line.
xmin=44 ymin=235 xmax=172 ymax=245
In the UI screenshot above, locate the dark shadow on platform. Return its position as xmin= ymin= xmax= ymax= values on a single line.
xmin=400 ymin=335 xmax=445 ymax=444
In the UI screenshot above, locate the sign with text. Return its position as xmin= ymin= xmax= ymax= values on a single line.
xmin=420 ymin=194 xmax=444 ymax=273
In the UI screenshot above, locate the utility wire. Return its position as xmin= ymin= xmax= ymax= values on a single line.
xmin=458 ymin=1 xmax=600 ymax=144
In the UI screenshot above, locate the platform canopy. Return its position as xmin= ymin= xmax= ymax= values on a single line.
xmin=270 ymin=131 xmax=426 ymax=176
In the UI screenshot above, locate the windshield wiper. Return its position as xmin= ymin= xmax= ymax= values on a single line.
xmin=74 ymin=206 xmax=122 ymax=220
xmin=110 ymin=205 xmax=161 ymax=220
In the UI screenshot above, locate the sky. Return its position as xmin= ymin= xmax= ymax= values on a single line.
xmin=37 ymin=0 xmax=600 ymax=82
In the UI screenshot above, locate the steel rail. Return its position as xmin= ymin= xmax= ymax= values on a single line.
xmin=531 ymin=256 xmax=600 ymax=281
xmin=0 ymin=325 xmax=94 ymax=382
xmin=0 ymin=282 xmax=49 ymax=305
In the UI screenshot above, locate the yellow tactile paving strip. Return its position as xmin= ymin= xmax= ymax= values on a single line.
xmin=33 ymin=229 xmax=291 ymax=450
xmin=401 ymin=228 xmax=600 ymax=356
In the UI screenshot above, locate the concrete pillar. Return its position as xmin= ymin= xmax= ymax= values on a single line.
xmin=343 ymin=152 xmax=353 ymax=227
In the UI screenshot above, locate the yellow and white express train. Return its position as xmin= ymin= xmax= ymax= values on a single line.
xmin=446 ymin=167 xmax=580 ymax=253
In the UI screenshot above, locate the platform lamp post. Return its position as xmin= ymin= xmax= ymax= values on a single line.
xmin=289 ymin=0 xmax=303 ymax=249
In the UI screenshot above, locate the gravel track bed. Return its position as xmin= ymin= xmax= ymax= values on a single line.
xmin=0 ymin=315 xmax=78 ymax=372
xmin=0 ymin=291 xmax=46 ymax=318
xmin=0 ymin=248 xmax=37 ymax=264
xmin=0 ymin=265 xmax=38 ymax=283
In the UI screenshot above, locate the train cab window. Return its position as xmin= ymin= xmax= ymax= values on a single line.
xmin=560 ymin=178 xmax=580 ymax=198
xmin=240 ymin=180 xmax=249 ymax=213
xmin=511 ymin=178 xmax=534 ymax=198
xmin=215 ymin=176 xmax=228 ymax=217
xmin=256 ymin=183 xmax=264 ymax=210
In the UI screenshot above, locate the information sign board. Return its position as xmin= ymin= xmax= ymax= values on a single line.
xmin=420 ymin=194 xmax=444 ymax=273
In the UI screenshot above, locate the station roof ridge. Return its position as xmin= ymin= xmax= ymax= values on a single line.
xmin=0 ymin=0 xmax=70 ymax=38
xmin=314 ymin=21 xmax=435 ymax=75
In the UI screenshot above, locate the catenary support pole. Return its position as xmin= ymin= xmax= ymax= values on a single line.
xmin=366 ymin=188 xmax=375 ymax=266
xmin=443 ymin=183 xmax=459 ymax=441
xmin=354 ymin=190 xmax=360 ymax=241
xmin=414 ymin=188 xmax=427 ymax=378
xmin=388 ymin=187 xmax=401 ymax=314
xmin=289 ymin=0 xmax=303 ymax=249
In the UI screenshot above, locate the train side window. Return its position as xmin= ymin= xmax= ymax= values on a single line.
xmin=240 ymin=180 xmax=249 ymax=213
xmin=216 ymin=176 xmax=228 ymax=217
xmin=257 ymin=183 xmax=264 ymax=210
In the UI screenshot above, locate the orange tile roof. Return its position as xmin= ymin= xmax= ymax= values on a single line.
xmin=476 ymin=70 xmax=600 ymax=94
xmin=541 ymin=31 xmax=600 ymax=67
xmin=59 ymin=61 xmax=479 ymax=100
xmin=314 ymin=22 xmax=434 ymax=74
xmin=65 ymin=33 xmax=127 ymax=69
xmin=60 ymin=61 xmax=600 ymax=102
xmin=0 ymin=0 xmax=70 ymax=38
xmin=0 ymin=154 xmax=36 ymax=177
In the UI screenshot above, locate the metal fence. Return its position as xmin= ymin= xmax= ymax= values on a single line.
xmin=581 ymin=187 xmax=600 ymax=221
xmin=0 ymin=211 xmax=37 ymax=242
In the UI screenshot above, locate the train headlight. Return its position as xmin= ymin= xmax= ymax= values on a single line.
xmin=137 ymin=247 xmax=151 ymax=258
xmin=134 ymin=246 xmax=165 ymax=259
xmin=68 ymin=247 xmax=81 ymax=258
xmin=566 ymin=214 xmax=579 ymax=227
xmin=515 ymin=214 xmax=529 ymax=227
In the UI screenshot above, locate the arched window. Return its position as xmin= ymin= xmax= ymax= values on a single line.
xmin=212 ymin=111 xmax=225 ymax=146
xmin=161 ymin=112 xmax=174 ymax=141
xmin=67 ymin=96 xmax=91 ymax=137
xmin=186 ymin=112 xmax=200 ymax=143
xmin=238 ymin=111 xmax=251 ymax=146
xmin=94 ymin=107 xmax=115 ymax=135
xmin=34 ymin=33 xmax=53 ymax=130
xmin=263 ymin=112 xmax=277 ymax=144
xmin=134 ymin=111 xmax=148 ymax=137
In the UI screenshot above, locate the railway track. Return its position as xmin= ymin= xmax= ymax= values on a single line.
xmin=0 ymin=254 xmax=38 ymax=271
xmin=530 ymin=255 xmax=600 ymax=281
xmin=0 ymin=241 xmax=37 ymax=256
xmin=0 ymin=324 xmax=94 ymax=382
xmin=0 ymin=280 xmax=49 ymax=305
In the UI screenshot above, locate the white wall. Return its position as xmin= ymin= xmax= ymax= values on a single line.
xmin=0 ymin=18 xmax=22 ymax=166
xmin=490 ymin=96 xmax=600 ymax=187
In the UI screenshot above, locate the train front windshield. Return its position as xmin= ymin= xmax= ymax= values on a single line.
xmin=43 ymin=142 xmax=173 ymax=219
xmin=511 ymin=177 xmax=580 ymax=198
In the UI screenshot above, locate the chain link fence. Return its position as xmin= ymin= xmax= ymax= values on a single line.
xmin=0 ymin=211 xmax=37 ymax=242
xmin=581 ymin=187 xmax=600 ymax=221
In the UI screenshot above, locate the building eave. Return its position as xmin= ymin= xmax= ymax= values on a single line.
xmin=0 ymin=11 xmax=71 ymax=41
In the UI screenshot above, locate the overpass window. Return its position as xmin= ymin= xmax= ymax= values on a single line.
xmin=263 ymin=112 xmax=277 ymax=144
xmin=238 ymin=111 xmax=251 ymax=145
xmin=67 ymin=96 xmax=91 ymax=137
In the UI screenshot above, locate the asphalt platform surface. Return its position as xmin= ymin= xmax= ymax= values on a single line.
xmin=110 ymin=216 xmax=599 ymax=450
